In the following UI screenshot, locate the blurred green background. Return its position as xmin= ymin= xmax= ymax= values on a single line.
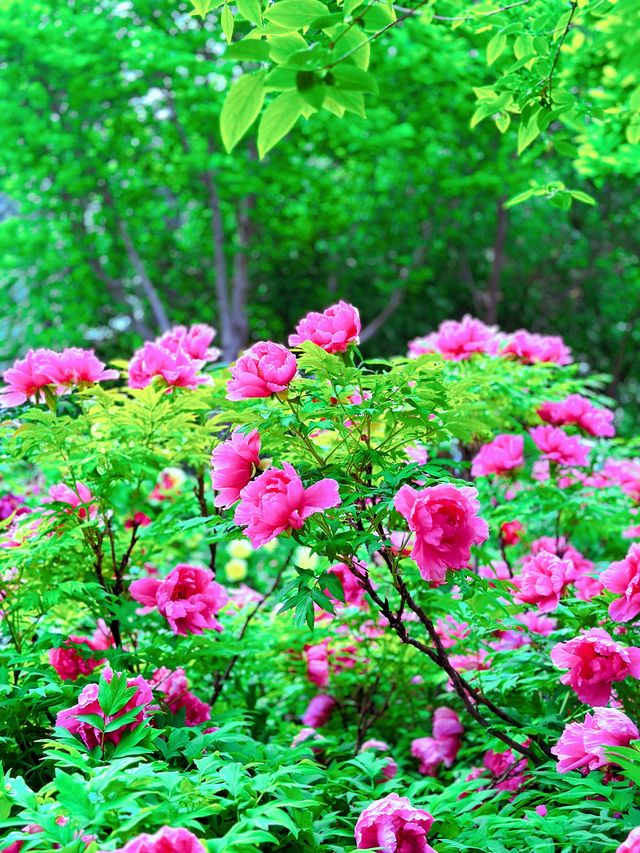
xmin=1 ymin=0 xmax=638 ymax=418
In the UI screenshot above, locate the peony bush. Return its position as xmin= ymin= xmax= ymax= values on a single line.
xmin=0 ymin=310 xmax=639 ymax=851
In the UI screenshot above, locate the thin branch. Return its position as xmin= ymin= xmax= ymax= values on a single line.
xmin=210 ymin=559 xmax=290 ymax=706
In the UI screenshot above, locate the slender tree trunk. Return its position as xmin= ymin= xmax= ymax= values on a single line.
xmin=117 ymin=220 xmax=170 ymax=333
xmin=486 ymin=198 xmax=508 ymax=325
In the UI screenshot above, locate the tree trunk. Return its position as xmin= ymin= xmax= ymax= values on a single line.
xmin=486 ymin=198 xmax=508 ymax=325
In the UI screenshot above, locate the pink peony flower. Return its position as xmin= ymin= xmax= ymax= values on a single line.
xmin=289 ymin=301 xmax=361 ymax=354
xmin=501 ymin=520 xmax=524 ymax=546
xmin=40 ymin=348 xmax=118 ymax=387
xmin=618 ymin=827 xmax=640 ymax=853
xmin=305 ymin=642 xmax=330 ymax=688
xmin=47 ymin=481 xmax=97 ymax=521
xmin=49 ymin=623 xmax=113 ymax=681
xmin=125 ymin=511 xmax=152 ymax=529
xmin=551 ymin=628 xmax=640 ymax=706
xmin=601 ymin=459 xmax=640 ymax=502
xmin=530 ymin=535 xmax=602 ymax=601
xmin=55 ymin=666 xmax=153 ymax=750
xmin=517 ymin=611 xmax=557 ymax=635
xmin=156 ymin=324 xmax=221 ymax=362
xmin=483 ymin=748 xmax=529 ymax=792
xmin=149 ymin=467 xmax=185 ymax=502
xmin=502 ymin=330 xmax=572 ymax=365
xmin=354 ymin=793 xmax=436 ymax=852
xmin=129 ymin=564 xmax=229 ymax=635
xmin=226 ymin=341 xmax=297 ymax=400
xmin=234 ymin=464 xmax=340 ymax=548
xmin=601 ymin=545 xmax=640 ymax=623
xmin=552 ymin=707 xmax=639 ymax=774
xmin=408 ymin=315 xmax=499 ymax=361
xmin=326 ymin=562 xmax=367 ymax=608
xmin=433 ymin=706 xmax=463 ymax=740
xmin=513 ymin=550 xmax=571 ymax=613
xmin=101 ymin=826 xmax=207 ymax=853
xmin=150 ymin=667 xmax=210 ymax=726
xmin=301 ymin=693 xmax=335 ymax=727
xmin=394 ymin=483 xmax=489 ymax=584
xmin=471 ymin=434 xmax=524 ymax=477
xmin=211 ymin=429 xmax=261 ymax=509
xmin=0 ymin=349 xmax=59 ymax=407
xmin=537 ymin=394 xmax=615 ymax=438
xmin=360 ymin=739 xmax=398 ymax=780
xmin=411 ymin=708 xmax=462 ymax=776
xmin=128 ymin=342 xmax=208 ymax=390
xmin=529 ymin=426 xmax=590 ymax=468
xmin=435 ymin=615 xmax=470 ymax=648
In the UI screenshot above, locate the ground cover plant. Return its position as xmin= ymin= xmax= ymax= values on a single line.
xmin=1 ymin=307 xmax=639 ymax=851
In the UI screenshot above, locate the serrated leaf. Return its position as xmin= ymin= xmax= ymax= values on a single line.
xmin=220 ymin=70 xmax=266 ymax=152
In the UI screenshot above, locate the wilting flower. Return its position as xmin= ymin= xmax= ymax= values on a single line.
xmin=513 ymin=550 xmax=571 ymax=613
xmin=552 ymin=707 xmax=639 ymax=774
xmin=100 ymin=826 xmax=207 ymax=853
xmin=234 ymin=464 xmax=340 ymax=547
xmin=302 ymin=694 xmax=335 ymax=727
xmin=211 ymin=429 xmax=261 ymax=508
xmin=471 ymin=434 xmax=524 ymax=477
xmin=56 ymin=666 xmax=153 ymax=750
xmin=529 ymin=426 xmax=589 ymax=468
xmin=129 ymin=564 xmax=229 ymax=635
xmin=48 ymin=622 xmax=114 ymax=681
xmin=551 ymin=628 xmax=640 ymax=706
xmin=394 ymin=483 xmax=488 ymax=584
xmin=227 ymin=341 xmax=297 ymax=400
xmin=502 ymin=330 xmax=572 ymax=365
xmin=537 ymin=394 xmax=615 ymax=438
xmin=289 ymin=301 xmax=361 ymax=354
xmin=354 ymin=793 xmax=436 ymax=852
xmin=359 ymin=739 xmax=398 ymax=780
xmin=128 ymin=342 xmax=208 ymax=390
xmin=150 ymin=668 xmax=210 ymax=726
xmin=156 ymin=324 xmax=221 ymax=362
xmin=600 ymin=544 xmax=640 ymax=623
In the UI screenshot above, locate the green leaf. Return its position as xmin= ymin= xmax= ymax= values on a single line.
xmin=237 ymin=0 xmax=262 ymax=25
xmin=264 ymin=0 xmax=329 ymax=29
xmin=517 ymin=108 xmax=541 ymax=154
xmin=331 ymin=65 xmax=378 ymax=94
xmin=221 ymin=4 xmax=235 ymax=43
xmin=486 ymin=32 xmax=507 ymax=65
xmin=257 ymin=90 xmax=304 ymax=158
xmin=220 ymin=70 xmax=267 ymax=152
xmin=190 ymin=0 xmax=221 ymax=17
xmin=569 ymin=189 xmax=596 ymax=205
xmin=224 ymin=40 xmax=271 ymax=61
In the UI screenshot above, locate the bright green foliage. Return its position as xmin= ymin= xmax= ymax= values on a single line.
xmin=0 ymin=336 xmax=640 ymax=850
